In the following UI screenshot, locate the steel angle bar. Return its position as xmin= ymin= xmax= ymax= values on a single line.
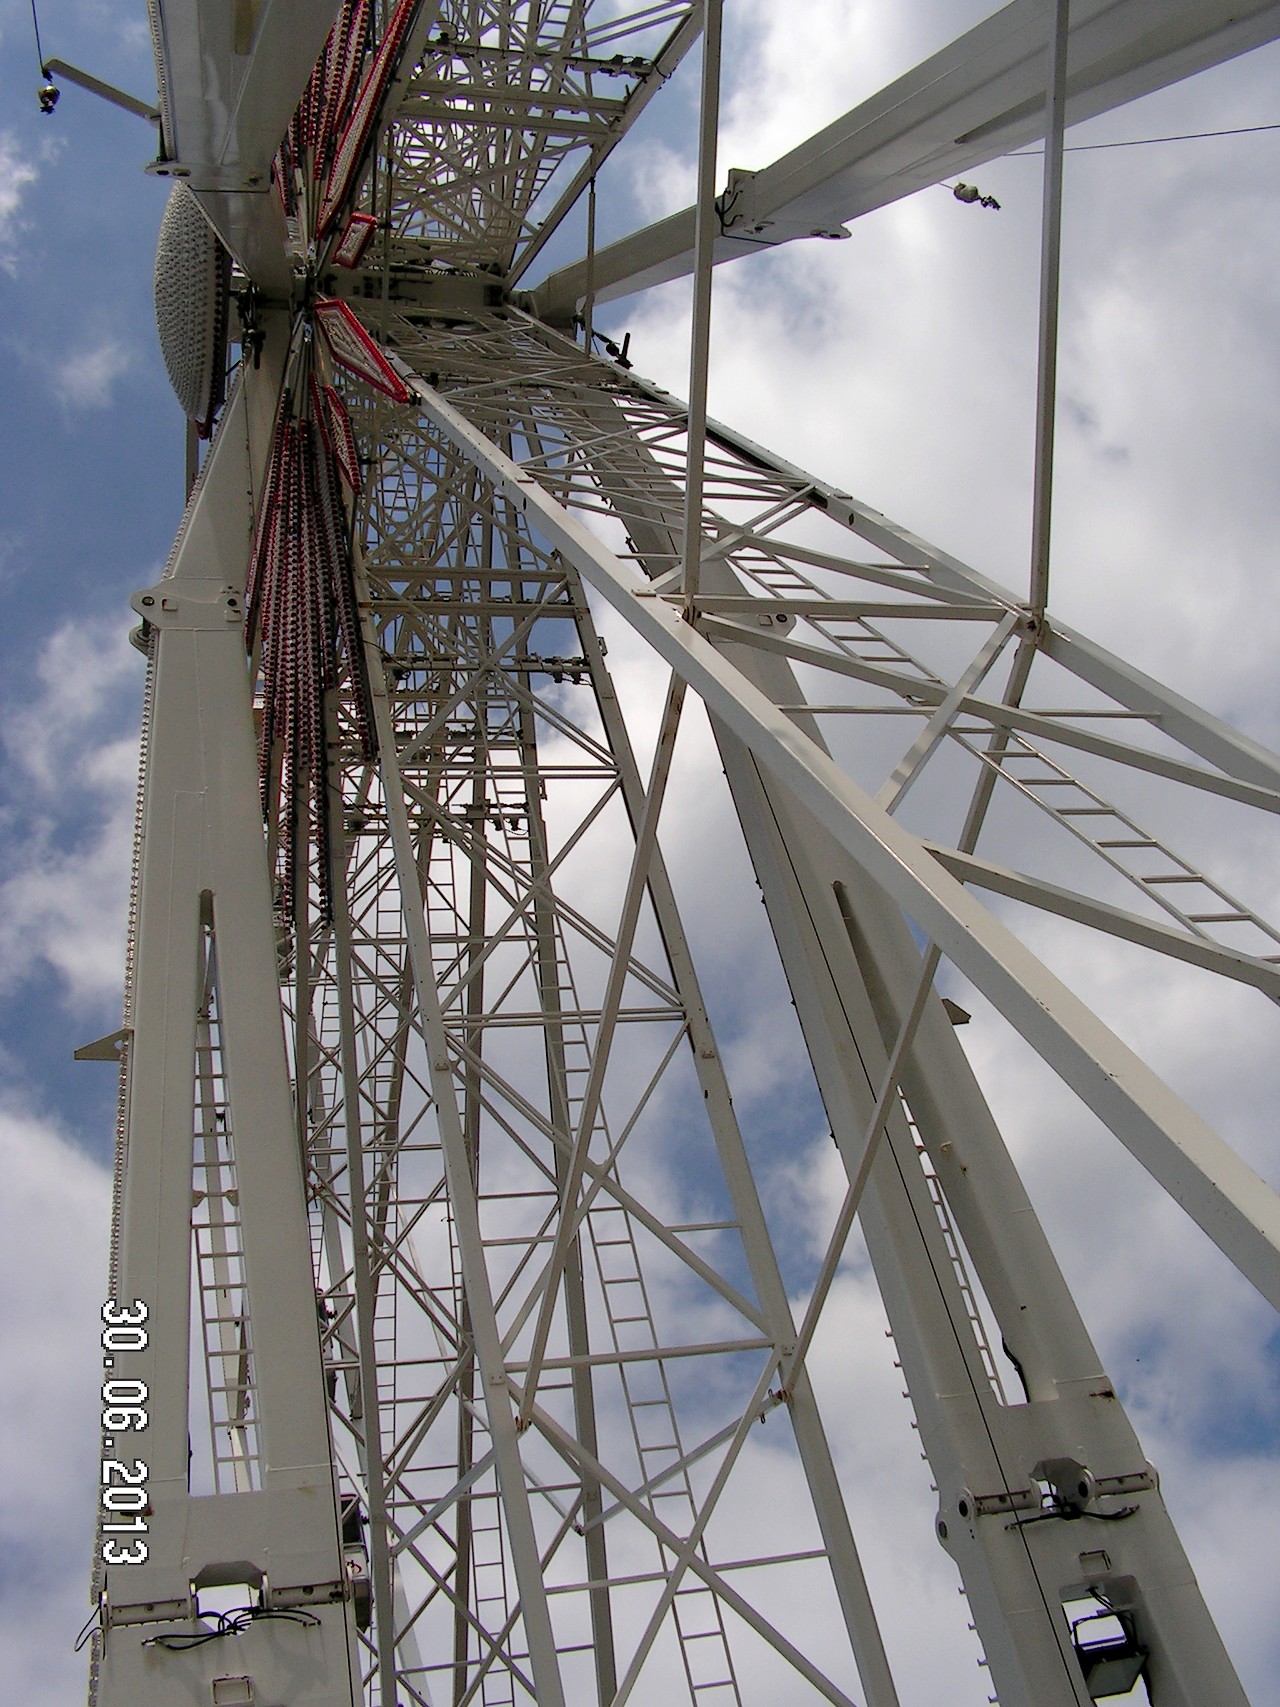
xmin=390 ymin=1450 xmax=497 ymax=1558
xmin=439 ymin=830 xmax=680 ymax=1015
xmin=647 ymin=587 xmax=948 ymax=697
xmin=355 ymin=594 xmax=568 ymax=1707
xmin=706 ymin=608 xmax=1280 ymax=810
xmin=389 ymin=1534 xmax=535 ymax=1704
xmin=621 ymin=609 xmax=947 ymax=709
xmin=508 ymin=6 xmax=701 ymax=286
xmin=680 ymin=0 xmax=723 ymax=615
xmin=593 ymin=1390 xmax=786 ymax=1527
xmin=691 ymin=593 xmax=1007 ymax=619
xmin=498 ymin=1021 xmax=725 ymax=1344
xmin=532 ymin=0 xmax=1280 ymax=317
xmin=699 ymin=491 xmax=817 ymax=559
xmin=875 ymin=610 xmax=1022 ymax=812
xmin=1040 ymin=618 xmax=1280 ymax=790
xmin=784 ymin=944 xmax=942 ymax=1395
xmin=428 ymin=784 xmax=626 ymax=1001
xmin=425 ymin=1011 xmax=770 ymax=1333
xmin=518 ymin=673 xmax=688 ymax=1423
xmin=957 ymin=697 xmax=1280 ymax=813
xmin=405 ymin=376 xmax=1280 ymax=1310
xmin=527 ymin=1398 xmax=861 ymax=1707
xmin=609 ymin=363 xmax=1280 ymax=791
xmin=925 ymin=842 xmax=1280 ymax=998
xmin=1029 ymin=0 xmax=1072 ymax=617
xmin=542 ymin=1545 xmax=830 ymax=1596
xmin=496 ymin=1108 xmax=771 ymax=1338
xmin=511 ymin=1335 xmax=774 ymax=1373
xmin=722 ymin=547 xmax=975 ymax=602
xmin=381 ymin=1356 xmax=478 ymax=1495
xmin=610 ymin=1359 xmax=778 ymax=1707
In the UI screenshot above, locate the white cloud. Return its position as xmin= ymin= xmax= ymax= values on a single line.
xmin=7 ymin=5 xmax=1278 ymax=1702
xmin=0 ymin=129 xmax=39 ymax=274
xmin=589 ymin=11 xmax=1280 ymax=1700
xmin=53 ymin=336 xmax=133 ymax=411
xmin=0 ymin=1103 xmax=111 ymax=1707
xmin=0 ymin=614 xmax=141 ymax=1009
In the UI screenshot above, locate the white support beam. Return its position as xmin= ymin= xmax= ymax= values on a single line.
xmin=695 ymin=612 xmax=1280 ymax=813
xmin=926 ymin=841 xmax=1280 ymax=997
xmin=405 ymin=374 xmax=1280 ymax=1311
xmin=358 ymin=586 xmax=569 ymax=1707
xmin=96 ymin=347 xmax=359 ymax=1707
xmin=533 ymin=0 xmax=1280 ymax=318
xmin=149 ymin=0 xmax=345 ymax=291
xmin=150 ymin=0 xmax=339 ymax=185
xmin=613 ymin=364 xmax=1280 ymax=795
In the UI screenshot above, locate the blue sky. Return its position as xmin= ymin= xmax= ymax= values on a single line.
xmin=0 ymin=0 xmax=177 ymax=1150
xmin=2 ymin=3 xmax=1279 ymax=1703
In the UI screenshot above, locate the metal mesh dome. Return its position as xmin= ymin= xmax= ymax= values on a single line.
xmin=154 ymin=183 xmax=230 ymax=436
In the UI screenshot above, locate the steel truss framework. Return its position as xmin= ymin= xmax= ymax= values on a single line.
xmin=92 ymin=3 xmax=1280 ymax=1706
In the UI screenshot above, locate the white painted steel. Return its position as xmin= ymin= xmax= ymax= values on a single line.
xmin=533 ymin=0 xmax=1280 ymax=319
xmin=679 ymin=0 xmax=723 ymax=615
xmin=405 ymin=371 xmax=1280 ymax=1315
xmin=1029 ymin=0 xmax=1071 ymax=614
xmin=147 ymin=0 xmax=347 ymax=291
xmin=94 ymin=336 xmax=361 ymax=1705
xmin=95 ymin=4 xmax=1280 ymax=1705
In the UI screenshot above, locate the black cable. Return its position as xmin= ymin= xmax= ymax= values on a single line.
xmin=1005 ymin=1500 xmax=1138 ymax=1530
xmin=73 ymin=1607 xmax=101 ymax=1653
xmin=146 ymin=1624 xmax=231 ymax=1652
xmin=1009 ymin=120 xmax=1280 ymax=156
xmin=29 ymin=0 xmax=47 ymax=72
xmin=143 ymin=1605 xmax=321 ymax=1652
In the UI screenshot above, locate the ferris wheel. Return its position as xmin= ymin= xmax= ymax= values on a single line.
xmin=80 ymin=2 xmax=1280 ymax=1704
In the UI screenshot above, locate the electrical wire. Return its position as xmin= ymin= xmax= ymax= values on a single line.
xmin=29 ymin=0 xmax=47 ymax=72
xmin=73 ymin=1606 xmax=102 ymax=1654
xmin=1009 ymin=120 xmax=1280 ymax=156
xmin=141 ymin=1605 xmax=322 ymax=1652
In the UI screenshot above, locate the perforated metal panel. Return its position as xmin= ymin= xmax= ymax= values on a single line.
xmin=154 ymin=182 xmax=229 ymax=435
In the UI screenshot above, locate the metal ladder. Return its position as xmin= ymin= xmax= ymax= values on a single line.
xmin=587 ymin=1198 xmax=745 ymax=1703
xmin=955 ymin=723 xmax=1280 ymax=964
xmin=423 ymin=788 xmax=524 ymax=1705
xmin=900 ymin=1091 xmax=1009 ymax=1406
xmin=733 ymin=547 xmax=951 ymax=685
xmin=192 ymin=941 xmax=263 ymax=1494
xmin=721 ymin=547 xmax=1280 ymax=969
xmin=544 ymin=910 xmax=745 ymax=1704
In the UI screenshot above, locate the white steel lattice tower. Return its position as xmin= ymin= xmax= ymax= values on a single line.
xmin=89 ymin=3 xmax=1280 ymax=1705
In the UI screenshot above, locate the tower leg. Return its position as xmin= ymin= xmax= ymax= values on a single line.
xmin=94 ymin=349 xmax=360 ymax=1707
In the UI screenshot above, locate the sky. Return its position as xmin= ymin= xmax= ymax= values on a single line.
xmin=1 ymin=2 xmax=1278 ymax=1703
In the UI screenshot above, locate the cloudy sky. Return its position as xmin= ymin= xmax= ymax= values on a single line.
xmin=1 ymin=2 xmax=1278 ymax=1703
